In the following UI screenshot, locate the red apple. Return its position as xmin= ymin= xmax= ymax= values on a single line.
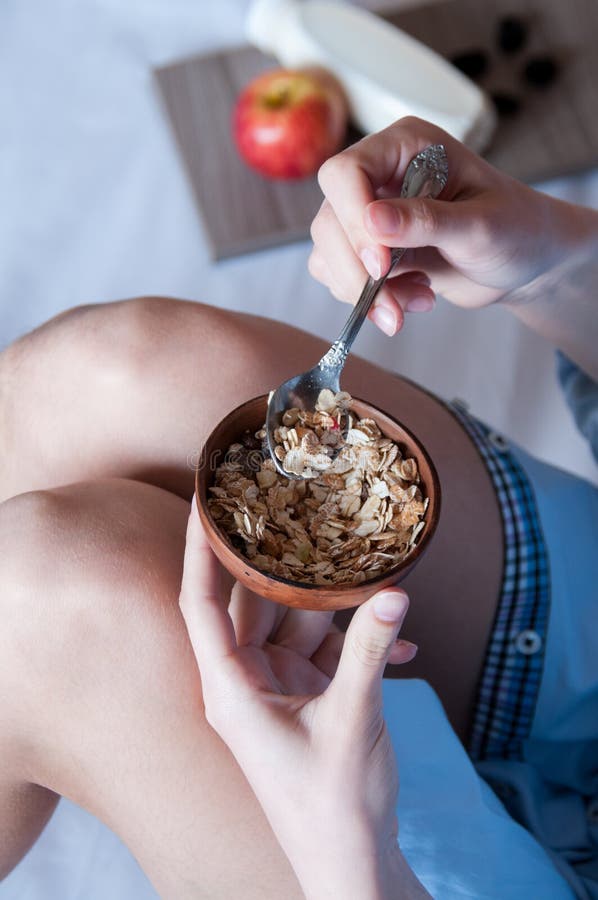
xmin=232 ymin=67 xmax=348 ymax=180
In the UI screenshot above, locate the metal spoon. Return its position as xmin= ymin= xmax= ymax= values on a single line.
xmin=266 ymin=143 xmax=449 ymax=478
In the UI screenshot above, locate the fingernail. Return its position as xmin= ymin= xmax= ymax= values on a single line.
xmin=360 ymin=247 xmax=382 ymax=280
xmin=406 ymin=296 xmax=435 ymax=313
xmin=374 ymin=590 xmax=408 ymax=623
xmin=371 ymin=305 xmax=396 ymax=336
xmin=410 ymin=273 xmax=431 ymax=287
xmin=369 ymin=202 xmax=399 ymax=235
xmin=396 ymin=639 xmax=418 ymax=653
xmin=396 ymin=639 xmax=418 ymax=659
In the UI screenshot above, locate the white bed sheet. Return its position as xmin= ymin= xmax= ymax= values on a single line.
xmin=2 ymin=680 xmax=574 ymax=900
xmin=0 ymin=1 xmax=595 ymax=897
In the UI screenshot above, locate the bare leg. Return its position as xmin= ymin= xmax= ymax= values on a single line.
xmin=0 ymin=479 xmax=304 ymax=898
xmin=0 ymin=297 xmax=502 ymax=739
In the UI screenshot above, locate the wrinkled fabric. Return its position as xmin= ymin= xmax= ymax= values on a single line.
xmin=557 ymin=353 xmax=598 ymax=463
xmin=384 ymin=679 xmax=574 ymax=898
xmin=475 ymin=441 xmax=598 ymax=899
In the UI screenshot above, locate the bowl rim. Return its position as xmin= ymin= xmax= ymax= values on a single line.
xmin=196 ymin=394 xmax=441 ymax=593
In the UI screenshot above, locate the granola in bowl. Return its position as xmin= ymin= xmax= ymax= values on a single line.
xmin=207 ymin=390 xmax=428 ymax=587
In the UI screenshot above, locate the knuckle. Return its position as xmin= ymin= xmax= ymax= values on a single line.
xmin=202 ymin=698 xmax=220 ymax=730
xmin=350 ymin=630 xmax=390 ymax=667
xmin=307 ymin=249 xmax=326 ymax=281
xmin=178 ymin=588 xmax=192 ymax=619
xmin=470 ymin=209 xmax=496 ymax=248
xmin=316 ymin=155 xmax=338 ymax=192
xmin=329 ymin=278 xmax=355 ymax=307
xmin=412 ymin=200 xmax=437 ymax=236
xmin=309 ymin=200 xmax=336 ymax=244
xmin=200 ymin=679 xmax=232 ymax=730
xmin=397 ymin=114 xmax=426 ymax=131
xmin=202 ymin=701 xmax=227 ymax=738
xmin=309 ymin=216 xmax=319 ymax=243
xmin=317 ymin=151 xmax=351 ymax=193
xmin=395 ymin=116 xmax=450 ymax=145
xmin=309 ymin=206 xmax=326 ymax=243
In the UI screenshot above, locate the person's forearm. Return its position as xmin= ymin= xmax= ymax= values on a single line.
xmin=504 ymin=200 xmax=598 ymax=380
xmin=294 ymin=844 xmax=432 ymax=900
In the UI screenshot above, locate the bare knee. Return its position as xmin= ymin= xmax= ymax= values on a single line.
xmin=0 ymin=489 xmax=69 ymax=649
xmin=0 ymin=480 xmax=189 ymax=879
xmin=0 ymin=477 xmax=188 ymax=633
xmin=36 ymin=296 xmax=261 ymax=386
xmin=0 ymin=491 xmax=73 ymax=876
xmin=90 ymin=295 xmax=309 ymax=391
xmin=0 ymin=481 xmax=189 ymax=766
xmin=0 ymin=488 xmax=104 ymax=737
xmin=1 ymin=295 xmax=321 ymax=427
xmin=0 ymin=297 xmax=207 ymax=499
xmin=0 ymin=295 xmax=325 ymax=500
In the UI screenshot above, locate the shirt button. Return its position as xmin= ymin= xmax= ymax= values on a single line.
xmin=488 ymin=431 xmax=510 ymax=452
xmin=515 ymin=629 xmax=543 ymax=655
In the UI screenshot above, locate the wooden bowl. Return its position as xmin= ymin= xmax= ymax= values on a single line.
xmin=196 ymin=395 xmax=441 ymax=610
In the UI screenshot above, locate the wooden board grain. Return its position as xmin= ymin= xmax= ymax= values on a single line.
xmin=155 ymin=0 xmax=598 ymax=260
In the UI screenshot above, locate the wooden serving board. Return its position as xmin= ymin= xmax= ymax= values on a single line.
xmin=155 ymin=0 xmax=598 ymax=260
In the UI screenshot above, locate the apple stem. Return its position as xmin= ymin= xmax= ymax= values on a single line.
xmin=264 ymin=88 xmax=290 ymax=109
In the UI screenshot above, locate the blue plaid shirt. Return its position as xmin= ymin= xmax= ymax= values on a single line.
xmin=448 ymin=366 xmax=598 ymax=900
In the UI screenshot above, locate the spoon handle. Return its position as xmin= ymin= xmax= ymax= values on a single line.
xmin=318 ymin=143 xmax=449 ymax=373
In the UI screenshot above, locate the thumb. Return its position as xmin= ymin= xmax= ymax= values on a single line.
xmin=365 ymin=196 xmax=476 ymax=253
xmin=330 ymin=589 xmax=410 ymax=716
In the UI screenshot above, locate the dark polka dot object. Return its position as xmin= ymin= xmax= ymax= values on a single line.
xmin=491 ymin=92 xmax=521 ymax=117
xmin=446 ymin=13 xmax=561 ymax=123
xmin=523 ymin=56 xmax=560 ymax=88
xmin=497 ymin=16 xmax=529 ymax=54
xmin=450 ymin=50 xmax=489 ymax=80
